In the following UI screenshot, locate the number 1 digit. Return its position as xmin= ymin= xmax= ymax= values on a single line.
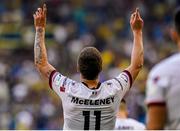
xmin=94 ymin=111 xmax=101 ymax=130
xmin=83 ymin=111 xmax=101 ymax=130
xmin=83 ymin=111 xmax=90 ymax=130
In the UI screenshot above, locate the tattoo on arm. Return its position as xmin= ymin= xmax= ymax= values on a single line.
xmin=46 ymin=69 xmax=53 ymax=78
xmin=34 ymin=27 xmax=55 ymax=79
xmin=34 ymin=28 xmax=46 ymax=65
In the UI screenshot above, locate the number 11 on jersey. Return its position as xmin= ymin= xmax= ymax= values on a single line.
xmin=83 ymin=111 xmax=101 ymax=130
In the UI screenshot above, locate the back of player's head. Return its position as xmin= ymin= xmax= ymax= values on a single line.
xmin=174 ymin=7 xmax=180 ymax=35
xmin=78 ymin=47 xmax=102 ymax=80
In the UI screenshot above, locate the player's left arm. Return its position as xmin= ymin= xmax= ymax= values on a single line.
xmin=33 ymin=4 xmax=55 ymax=80
xmin=145 ymin=75 xmax=168 ymax=129
xmin=126 ymin=8 xmax=144 ymax=82
xmin=146 ymin=104 xmax=167 ymax=129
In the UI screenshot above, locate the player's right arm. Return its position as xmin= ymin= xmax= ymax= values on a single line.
xmin=126 ymin=8 xmax=144 ymax=82
xmin=109 ymin=9 xmax=144 ymax=98
xmin=33 ymin=4 xmax=55 ymax=80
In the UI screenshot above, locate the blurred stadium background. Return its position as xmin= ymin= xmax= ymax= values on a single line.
xmin=0 ymin=0 xmax=179 ymax=129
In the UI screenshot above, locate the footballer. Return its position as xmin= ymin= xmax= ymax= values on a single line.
xmin=33 ymin=4 xmax=144 ymax=130
xmin=146 ymin=7 xmax=180 ymax=129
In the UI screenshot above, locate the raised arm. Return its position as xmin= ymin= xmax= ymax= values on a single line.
xmin=33 ymin=4 xmax=55 ymax=79
xmin=126 ymin=8 xmax=144 ymax=81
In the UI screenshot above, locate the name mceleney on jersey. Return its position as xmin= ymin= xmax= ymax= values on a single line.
xmin=71 ymin=96 xmax=114 ymax=105
xmin=49 ymin=70 xmax=132 ymax=130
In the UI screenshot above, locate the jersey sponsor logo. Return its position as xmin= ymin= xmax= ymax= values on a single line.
xmin=62 ymin=77 xmax=67 ymax=86
xmin=54 ymin=74 xmax=62 ymax=86
xmin=59 ymin=77 xmax=67 ymax=92
xmin=71 ymin=96 xmax=114 ymax=105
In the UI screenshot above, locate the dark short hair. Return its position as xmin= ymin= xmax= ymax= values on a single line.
xmin=78 ymin=47 xmax=102 ymax=80
xmin=174 ymin=7 xmax=180 ymax=35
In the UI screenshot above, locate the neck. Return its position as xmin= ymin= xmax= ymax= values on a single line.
xmin=81 ymin=78 xmax=99 ymax=89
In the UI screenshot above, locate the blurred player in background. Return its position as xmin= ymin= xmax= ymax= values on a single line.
xmin=33 ymin=4 xmax=143 ymax=130
xmin=114 ymin=100 xmax=145 ymax=130
xmin=146 ymin=7 xmax=180 ymax=129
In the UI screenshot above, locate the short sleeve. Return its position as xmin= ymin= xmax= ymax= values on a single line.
xmin=49 ymin=70 xmax=72 ymax=98
xmin=145 ymin=75 xmax=169 ymax=106
xmin=113 ymin=70 xmax=133 ymax=95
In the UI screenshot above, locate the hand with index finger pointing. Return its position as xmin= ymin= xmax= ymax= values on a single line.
xmin=43 ymin=4 xmax=47 ymax=17
xmin=130 ymin=7 xmax=144 ymax=32
xmin=33 ymin=4 xmax=47 ymax=28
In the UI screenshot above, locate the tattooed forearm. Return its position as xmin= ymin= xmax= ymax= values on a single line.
xmin=33 ymin=5 xmax=56 ymax=80
xmin=34 ymin=27 xmax=47 ymax=66
xmin=34 ymin=27 xmax=55 ymax=79
xmin=46 ymin=69 xmax=53 ymax=78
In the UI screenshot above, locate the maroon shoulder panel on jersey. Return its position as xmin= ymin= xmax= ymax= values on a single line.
xmin=49 ymin=70 xmax=57 ymax=89
xmin=147 ymin=102 xmax=166 ymax=108
xmin=123 ymin=70 xmax=133 ymax=87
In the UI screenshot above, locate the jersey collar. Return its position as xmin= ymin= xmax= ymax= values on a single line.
xmin=81 ymin=82 xmax=101 ymax=90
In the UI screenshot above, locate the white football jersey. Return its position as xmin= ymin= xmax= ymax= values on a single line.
xmin=49 ymin=70 xmax=132 ymax=130
xmin=114 ymin=118 xmax=145 ymax=130
xmin=146 ymin=53 xmax=180 ymax=129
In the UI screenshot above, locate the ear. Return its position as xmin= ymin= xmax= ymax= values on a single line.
xmin=170 ymin=28 xmax=179 ymax=43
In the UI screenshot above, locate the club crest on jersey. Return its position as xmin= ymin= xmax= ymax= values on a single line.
xmin=153 ymin=76 xmax=159 ymax=83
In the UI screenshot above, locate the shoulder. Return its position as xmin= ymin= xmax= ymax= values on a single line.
xmin=49 ymin=70 xmax=78 ymax=94
xmin=149 ymin=53 xmax=180 ymax=77
xmin=105 ymin=70 xmax=132 ymax=87
xmin=100 ymin=71 xmax=132 ymax=97
xmin=147 ymin=54 xmax=180 ymax=87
